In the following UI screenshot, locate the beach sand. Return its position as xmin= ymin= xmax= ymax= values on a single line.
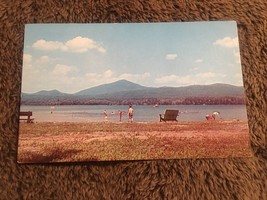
xmin=17 ymin=120 xmax=252 ymax=163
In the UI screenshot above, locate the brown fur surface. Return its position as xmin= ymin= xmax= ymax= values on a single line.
xmin=0 ymin=0 xmax=266 ymax=199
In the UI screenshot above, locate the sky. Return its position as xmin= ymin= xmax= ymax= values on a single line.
xmin=22 ymin=21 xmax=243 ymax=94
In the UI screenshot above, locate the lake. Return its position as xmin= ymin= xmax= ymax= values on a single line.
xmin=20 ymin=105 xmax=248 ymax=122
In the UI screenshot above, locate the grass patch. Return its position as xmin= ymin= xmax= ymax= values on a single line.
xmin=18 ymin=121 xmax=251 ymax=162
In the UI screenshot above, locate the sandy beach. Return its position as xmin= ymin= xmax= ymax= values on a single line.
xmin=17 ymin=120 xmax=252 ymax=163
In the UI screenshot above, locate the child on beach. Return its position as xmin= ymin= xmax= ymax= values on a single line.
xmin=128 ymin=105 xmax=134 ymax=123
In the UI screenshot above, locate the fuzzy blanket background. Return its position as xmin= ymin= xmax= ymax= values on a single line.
xmin=0 ymin=1 xmax=266 ymax=199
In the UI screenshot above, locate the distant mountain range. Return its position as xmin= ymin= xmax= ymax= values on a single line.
xmin=21 ymin=79 xmax=245 ymax=105
xmin=30 ymin=89 xmax=69 ymax=96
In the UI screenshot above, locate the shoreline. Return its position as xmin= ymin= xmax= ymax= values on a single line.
xmin=20 ymin=118 xmax=248 ymax=124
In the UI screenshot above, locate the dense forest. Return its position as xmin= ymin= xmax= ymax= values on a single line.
xmin=21 ymin=96 xmax=246 ymax=106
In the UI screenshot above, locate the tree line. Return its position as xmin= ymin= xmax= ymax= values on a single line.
xmin=21 ymin=96 xmax=246 ymax=106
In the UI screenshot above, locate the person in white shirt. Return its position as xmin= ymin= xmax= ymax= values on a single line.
xmin=128 ymin=105 xmax=134 ymax=123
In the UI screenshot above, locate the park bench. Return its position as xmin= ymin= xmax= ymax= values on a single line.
xmin=159 ymin=109 xmax=179 ymax=122
xmin=19 ymin=111 xmax=34 ymax=123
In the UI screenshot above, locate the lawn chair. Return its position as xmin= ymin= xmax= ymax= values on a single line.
xmin=159 ymin=110 xmax=179 ymax=122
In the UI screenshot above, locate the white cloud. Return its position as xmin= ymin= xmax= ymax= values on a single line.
xmin=32 ymin=39 xmax=64 ymax=51
xmin=119 ymin=72 xmax=150 ymax=82
xmin=195 ymin=72 xmax=220 ymax=79
xmin=155 ymin=72 xmax=227 ymax=86
xmin=65 ymin=36 xmax=106 ymax=53
xmin=103 ymin=69 xmax=113 ymax=78
xmin=21 ymin=55 xmax=170 ymax=93
xmin=84 ymin=70 xmax=117 ymax=87
xmin=85 ymin=70 xmax=114 ymax=80
xmin=165 ymin=54 xmax=178 ymax=60
xmin=22 ymin=54 xmax=80 ymax=93
xmin=52 ymin=64 xmax=77 ymax=76
xmin=35 ymin=56 xmax=51 ymax=67
xmin=23 ymin=54 xmax=32 ymax=64
xmin=195 ymin=59 xmax=203 ymax=63
xmin=32 ymin=36 xmax=106 ymax=53
xmin=83 ymin=71 xmax=150 ymax=90
xmin=23 ymin=55 xmax=52 ymax=72
xmin=190 ymin=67 xmax=199 ymax=72
xmin=213 ymin=37 xmax=238 ymax=48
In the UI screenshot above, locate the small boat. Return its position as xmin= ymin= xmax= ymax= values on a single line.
xmin=153 ymin=104 xmax=159 ymax=108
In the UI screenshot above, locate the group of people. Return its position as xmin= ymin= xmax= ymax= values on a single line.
xmin=104 ymin=105 xmax=134 ymax=122
xmin=105 ymin=106 xmax=220 ymax=122
xmin=205 ymin=111 xmax=220 ymax=120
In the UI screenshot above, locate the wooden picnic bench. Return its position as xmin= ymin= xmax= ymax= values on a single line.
xmin=19 ymin=111 xmax=34 ymax=123
xmin=159 ymin=110 xmax=179 ymax=122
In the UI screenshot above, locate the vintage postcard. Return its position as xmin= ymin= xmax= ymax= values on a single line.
xmin=18 ymin=22 xmax=251 ymax=163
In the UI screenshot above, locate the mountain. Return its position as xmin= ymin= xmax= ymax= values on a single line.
xmin=27 ymin=89 xmax=69 ymax=96
xmin=93 ymin=83 xmax=244 ymax=99
xmin=75 ymin=79 xmax=148 ymax=96
xmin=21 ymin=89 xmax=72 ymax=105
xmin=21 ymin=80 xmax=245 ymax=105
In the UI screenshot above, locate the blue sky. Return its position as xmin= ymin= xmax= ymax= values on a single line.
xmin=22 ymin=21 xmax=243 ymax=93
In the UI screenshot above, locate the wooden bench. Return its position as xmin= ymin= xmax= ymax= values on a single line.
xmin=159 ymin=110 xmax=179 ymax=122
xmin=19 ymin=111 xmax=34 ymax=123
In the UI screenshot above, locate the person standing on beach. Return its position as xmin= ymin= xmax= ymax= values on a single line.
xmin=118 ymin=110 xmax=123 ymax=122
xmin=128 ymin=105 xmax=134 ymax=123
xmin=104 ymin=110 xmax=108 ymax=121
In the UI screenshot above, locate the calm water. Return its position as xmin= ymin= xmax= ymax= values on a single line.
xmin=20 ymin=105 xmax=248 ymax=122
